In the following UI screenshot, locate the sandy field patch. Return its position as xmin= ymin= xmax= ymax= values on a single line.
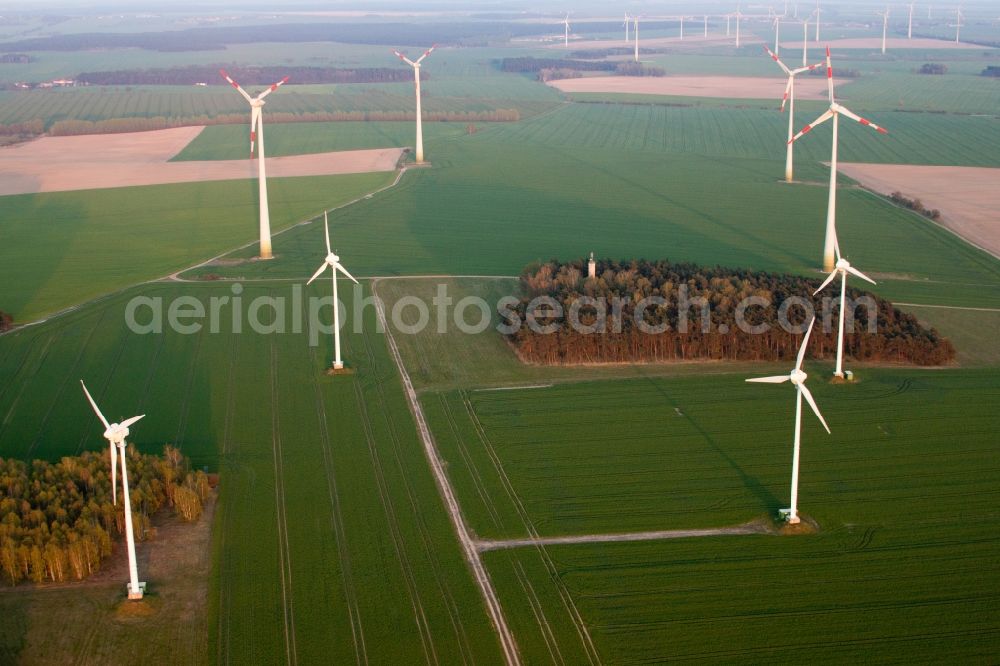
xmin=0 ymin=126 xmax=404 ymax=196
xmin=782 ymin=37 xmax=992 ymax=50
xmin=839 ymin=162 xmax=1000 ymax=259
xmin=549 ymin=74 xmax=833 ymax=100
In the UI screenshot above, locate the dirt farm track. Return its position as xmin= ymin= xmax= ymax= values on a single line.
xmin=0 ymin=126 xmax=404 ymax=196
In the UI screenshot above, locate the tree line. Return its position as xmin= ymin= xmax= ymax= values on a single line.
xmin=0 ymin=446 xmax=210 ymax=586
xmin=889 ymin=191 xmax=941 ymax=221
xmin=507 ymin=259 xmax=955 ymax=366
xmin=76 ymin=65 xmax=423 ymax=87
xmin=46 ymin=108 xmax=521 ymax=136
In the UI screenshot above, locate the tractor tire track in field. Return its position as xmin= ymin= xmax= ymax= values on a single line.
xmin=0 ymin=332 xmax=59 ymax=451
xmin=307 ymin=345 xmax=368 ymax=666
xmin=349 ymin=379 xmax=437 ymax=665
xmin=216 ymin=335 xmax=240 ymax=666
xmin=26 ymin=308 xmax=109 ymax=458
xmin=461 ymin=391 xmax=600 ymax=665
xmin=512 ymin=560 xmax=565 ymax=665
xmin=357 ymin=326 xmax=475 ymax=665
xmin=173 ymin=325 xmax=205 ymax=446
xmin=269 ymin=337 xmax=298 ymax=666
xmin=437 ymin=393 xmax=504 ymax=530
xmin=371 ymin=279 xmax=522 ymax=666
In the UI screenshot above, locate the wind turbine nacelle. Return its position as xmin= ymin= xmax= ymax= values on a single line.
xmin=326 ymin=252 xmax=340 ymax=265
xmin=790 ymin=369 xmax=808 ymax=385
xmin=836 ymin=258 xmax=851 ymax=271
xmin=105 ymin=425 xmax=128 ymax=442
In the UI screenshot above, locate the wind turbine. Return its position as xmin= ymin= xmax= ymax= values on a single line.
xmin=764 ymin=45 xmax=822 ymax=182
xmin=773 ymin=16 xmax=782 ymax=54
xmin=790 ymin=47 xmax=888 ymax=272
xmin=680 ymin=15 xmax=685 ymax=40
xmin=951 ymin=9 xmax=964 ymax=44
xmin=814 ymin=3 xmax=822 ymax=41
xmin=878 ymin=7 xmax=890 ymax=55
xmin=735 ymin=5 xmax=743 ymax=47
xmin=907 ymin=2 xmax=915 ymax=39
xmin=563 ymin=13 xmax=570 ymax=47
xmin=220 ymin=69 xmax=288 ymax=261
xmin=307 ymin=213 xmax=359 ymax=371
xmin=813 ymin=234 xmax=876 ymax=378
xmin=80 ymin=381 xmax=145 ymax=600
xmin=727 ymin=13 xmax=732 ymax=36
xmin=801 ymin=17 xmax=810 ymax=65
xmin=393 ymin=45 xmax=436 ymax=165
xmin=704 ymin=14 xmax=709 ymax=38
xmin=624 ymin=11 xmax=630 ymax=42
xmin=746 ymin=318 xmax=830 ymax=525
xmin=634 ymin=16 xmax=641 ymax=62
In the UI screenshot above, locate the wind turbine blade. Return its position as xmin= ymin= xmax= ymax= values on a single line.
xmin=789 ymin=109 xmax=833 ymax=143
xmin=746 ymin=375 xmax=792 ymax=384
xmin=779 ymin=77 xmax=792 ymax=112
xmin=324 ymin=212 xmax=331 ymax=254
xmin=80 ymin=381 xmax=110 ymax=430
xmin=846 ymin=265 xmax=877 ymax=285
xmin=336 ymin=263 xmax=360 ymax=285
xmin=415 ymin=44 xmax=437 ymax=64
xmin=799 ymin=384 xmax=831 ymax=433
xmin=393 ymin=50 xmax=416 ymax=67
xmin=307 ymin=263 xmax=328 ymax=286
xmin=249 ymin=107 xmax=260 ymax=158
xmin=790 ymin=61 xmax=824 ymax=75
xmin=256 ymin=76 xmax=289 ymax=102
xmin=825 ymin=46 xmax=834 ymax=102
xmin=119 ymin=415 xmax=145 ymax=430
xmin=110 ymin=440 xmax=117 ymax=505
xmin=834 ymin=104 xmax=888 ymax=134
xmin=795 ymin=317 xmax=817 ymax=371
xmin=764 ymin=45 xmax=791 ymax=74
xmin=219 ymin=69 xmax=253 ymax=104
xmin=834 ymin=233 xmax=842 ymax=262
xmin=813 ymin=269 xmax=839 ymax=295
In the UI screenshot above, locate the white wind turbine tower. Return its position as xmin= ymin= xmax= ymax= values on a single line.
xmin=634 ymin=16 xmax=641 ymax=62
xmin=563 ymin=13 xmax=570 ymax=47
xmin=789 ymin=47 xmax=888 ymax=272
xmin=746 ymin=318 xmax=830 ymax=525
xmin=814 ymin=233 xmax=876 ymax=378
xmin=680 ymin=15 xmax=685 ymax=40
xmin=951 ymin=9 xmax=964 ymax=44
xmin=908 ymin=2 xmax=915 ymax=39
xmin=814 ymin=3 xmax=822 ymax=41
xmin=307 ymin=213 xmax=360 ymax=371
xmin=624 ymin=12 xmax=630 ymax=42
xmin=878 ymin=7 xmax=890 ymax=55
xmin=220 ymin=69 xmax=288 ymax=261
xmin=393 ymin=45 xmax=436 ymax=165
xmin=727 ymin=13 xmax=732 ymax=36
xmin=801 ymin=18 xmax=810 ymax=65
xmin=80 ymin=381 xmax=145 ymax=600
xmin=764 ymin=45 xmax=822 ymax=182
xmin=773 ymin=16 xmax=782 ymax=54
xmin=704 ymin=15 xmax=709 ymax=38
xmin=735 ymin=5 xmax=744 ymax=47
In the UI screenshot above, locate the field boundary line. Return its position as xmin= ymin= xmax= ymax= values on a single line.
xmin=475 ymin=521 xmax=773 ymax=552
xmin=371 ymin=278 xmax=522 ymax=666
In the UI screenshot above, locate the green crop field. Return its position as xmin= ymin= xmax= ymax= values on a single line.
xmin=0 ymin=172 xmax=394 ymax=323
xmin=422 ymin=368 xmax=1000 ymax=662
xmin=0 ymin=281 xmax=503 ymax=664
xmin=172 ymin=120 xmax=467 ymax=161
xmin=179 ymin=106 xmax=1000 ymax=310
